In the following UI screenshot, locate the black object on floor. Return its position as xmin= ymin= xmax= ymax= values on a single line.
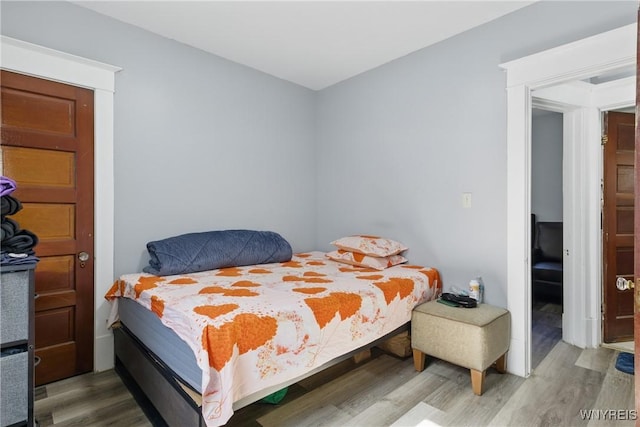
xmin=615 ymin=352 xmax=634 ymax=375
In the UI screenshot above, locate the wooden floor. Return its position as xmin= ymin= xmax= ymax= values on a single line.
xmin=35 ymin=304 xmax=635 ymax=426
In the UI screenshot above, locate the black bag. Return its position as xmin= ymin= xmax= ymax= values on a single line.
xmin=439 ymin=293 xmax=477 ymax=308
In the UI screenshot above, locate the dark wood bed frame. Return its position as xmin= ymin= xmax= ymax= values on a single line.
xmin=114 ymin=322 xmax=409 ymax=426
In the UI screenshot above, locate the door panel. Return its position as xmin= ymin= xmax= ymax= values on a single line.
xmin=603 ymin=111 xmax=635 ymax=342
xmin=2 ymin=86 xmax=76 ymax=135
xmin=35 ymin=256 xmax=75 ymax=292
xmin=3 ymin=146 xmax=76 ymax=188
xmin=1 ymin=70 xmax=95 ymax=385
xmin=36 ymin=308 xmax=75 ymax=348
xmin=635 ymin=7 xmax=640 ymax=417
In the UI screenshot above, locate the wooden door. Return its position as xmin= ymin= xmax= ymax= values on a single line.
xmin=634 ymin=6 xmax=640 ymax=418
xmin=602 ymin=111 xmax=636 ymax=343
xmin=1 ymin=70 xmax=95 ymax=385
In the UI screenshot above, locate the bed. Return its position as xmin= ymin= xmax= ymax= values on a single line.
xmin=106 ymin=249 xmax=441 ymax=426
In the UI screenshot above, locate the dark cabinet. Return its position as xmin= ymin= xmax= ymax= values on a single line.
xmin=1 ymin=264 xmax=36 ymax=427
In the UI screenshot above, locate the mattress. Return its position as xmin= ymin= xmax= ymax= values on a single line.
xmin=118 ymin=297 xmax=202 ymax=393
xmin=106 ymin=251 xmax=441 ymax=426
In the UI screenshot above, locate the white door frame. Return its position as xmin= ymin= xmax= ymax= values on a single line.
xmin=1 ymin=36 xmax=121 ymax=372
xmin=533 ymin=76 xmax=635 ymax=348
xmin=500 ymin=23 xmax=636 ymax=377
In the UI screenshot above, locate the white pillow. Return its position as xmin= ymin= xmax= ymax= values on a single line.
xmin=331 ymin=235 xmax=408 ymax=257
xmin=326 ymin=250 xmax=407 ymax=271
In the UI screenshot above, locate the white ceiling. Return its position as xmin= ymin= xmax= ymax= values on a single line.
xmin=75 ymin=1 xmax=536 ymax=90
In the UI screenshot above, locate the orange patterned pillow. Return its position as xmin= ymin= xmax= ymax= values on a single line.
xmin=326 ymin=250 xmax=407 ymax=271
xmin=330 ymin=235 xmax=408 ymax=257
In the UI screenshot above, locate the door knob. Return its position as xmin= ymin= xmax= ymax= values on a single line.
xmin=616 ymin=277 xmax=634 ymax=290
xmin=78 ymin=251 xmax=90 ymax=268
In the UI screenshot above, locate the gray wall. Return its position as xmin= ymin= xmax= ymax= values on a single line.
xmin=1 ymin=1 xmax=636 ymax=306
xmin=315 ymin=1 xmax=635 ymax=306
xmin=532 ymin=110 xmax=564 ymax=222
xmin=1 ymin=1 xmax=318 ymax=277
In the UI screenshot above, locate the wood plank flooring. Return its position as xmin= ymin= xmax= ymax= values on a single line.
xmin=35 ymin=305 xmax=635 ymax=426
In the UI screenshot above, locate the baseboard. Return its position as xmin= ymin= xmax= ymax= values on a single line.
xmin=95 ymin=332 xmax=114 ymax=371
xmin=507 ymin=337 xmax=527 ymax=378
xmin=601 ymin=341 xmax=634 ymax=354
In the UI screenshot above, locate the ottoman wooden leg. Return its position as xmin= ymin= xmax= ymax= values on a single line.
xmin=413 ymin=349 xmax=426 ymax=372
xmin=470 ymin=369 xmax=486 ymax=396
xmin=495 ymin=352 xmax=507 ymax=374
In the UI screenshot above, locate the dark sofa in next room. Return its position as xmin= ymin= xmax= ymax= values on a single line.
xmin=531 ymin=220 xmax=563 ymax=304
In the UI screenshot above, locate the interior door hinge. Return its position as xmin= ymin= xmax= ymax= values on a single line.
xmin=601 ymin=135 xmax=608 ymax=145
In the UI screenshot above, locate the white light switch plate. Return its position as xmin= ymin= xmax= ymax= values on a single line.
xmin=462 ymin=192 xmax=472 ymax=208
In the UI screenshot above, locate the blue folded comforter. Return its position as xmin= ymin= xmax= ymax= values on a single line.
xmin=143 ymin=229 xmax=293 ymax=276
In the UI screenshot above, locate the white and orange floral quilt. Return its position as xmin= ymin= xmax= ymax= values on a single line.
xmin=105 ymin=252 xmax=441 ymax=426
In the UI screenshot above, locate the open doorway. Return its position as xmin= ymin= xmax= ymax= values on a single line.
xmin=529 ymin=81 xmax=635 ymax=363
xmin=501 ymin=24 xmax=636 ymax=378
xmin=528 ymin=76 xmax=635 ymax=371
xmin=530 ymin=108 xmax=564 ymax=369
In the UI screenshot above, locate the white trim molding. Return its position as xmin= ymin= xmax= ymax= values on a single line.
xmin=501 ymin=25 xmax=636 ymax=89
xmin=499 ymin=23 xmax=636 ymax=377
xmin=1 ymin=36 xmax=122 ymax=372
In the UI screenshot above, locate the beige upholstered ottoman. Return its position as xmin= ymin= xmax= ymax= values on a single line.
xmin=411 ymin=300 xmax=510 ymax=395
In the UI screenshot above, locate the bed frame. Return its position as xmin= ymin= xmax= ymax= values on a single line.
xmin=114 ymin=322 xmax=409 ymax=426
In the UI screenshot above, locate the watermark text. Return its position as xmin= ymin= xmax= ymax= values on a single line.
xmin=579 ymin=409 xmax=637 ymax=421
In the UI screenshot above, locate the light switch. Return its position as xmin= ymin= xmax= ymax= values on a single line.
xmin=462 ymin=192 xmax=472 ymax=208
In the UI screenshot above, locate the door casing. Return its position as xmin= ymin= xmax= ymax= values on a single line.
xmin=533 ymin=83 xmax=635 ymax=345
xmin=500 ymin=24 xmax=636 ymax=377
xmin=0 ymin=35 xmax=121 ymax=372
